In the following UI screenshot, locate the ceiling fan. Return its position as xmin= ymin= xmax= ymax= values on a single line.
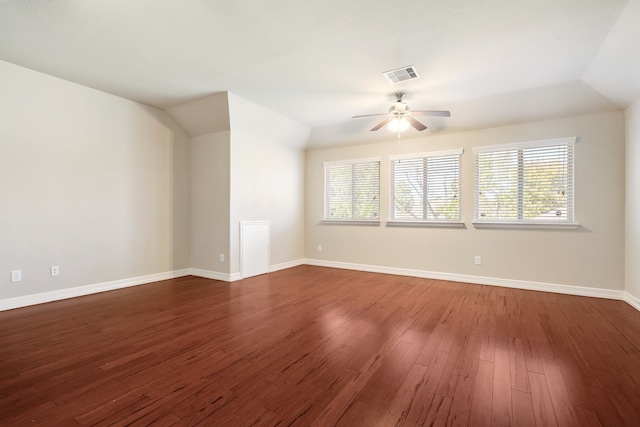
xmin=353 ymin=92 xmax=450 ymax=132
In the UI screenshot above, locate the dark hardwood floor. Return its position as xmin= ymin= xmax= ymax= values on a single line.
xmin=1 ymin=265 xmax=639 ymax=426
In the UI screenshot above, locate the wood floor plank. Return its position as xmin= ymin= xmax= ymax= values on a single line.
xmin=335 ymin=399 xmax=383 ymax=427
xmin=509 ymin=337 xmax=530 ymax=393
xmin=479 ymin=331 xmax=496 ymax=362
xmin=574 ymin=406 xmax=604 ymax=427
xmin=492 ymin=412 xmax=513 ymax=427
xmin=592 ymin=367 xmax=640 ymax=425
xmin=310 ymin=332 xmax=408 ymax=426
xmin=435 ymin=338 xmax=464 ymax=399
xmin=470 ymin=359 xmax=494 ymax=427
xmin=522 ymin=337 xmax=545 ymax=375
xmin=422 ymin=394 xmax=453 ymax=427
xmin=415 ymin=323 xmax=449 ymax=366
xmin=458 ymin=327 xmax=484 ymax=379
xmin=377 ymin=363 xmax=429 ymax=426
xmin=540 ymin=357 xmax=578 ymax=426
xmin=511 ymin=390 xmax=536 ymax=427
xmin=584 ymin=385 xmax=627 ymax=427
xmin=404 ymin=349 xmax=451 ymax=425
xmin=445 ymin=374 xmax=475 ymax=427
xmin=0 ymin=266 xmax=638 ymax=426
xmin=0 ymin=401 xmax=80 ymax=426
xmin=493 ymin=346 xmax=512 ymax=418
xmin=529 ymin=371 xmax=559 ymax=427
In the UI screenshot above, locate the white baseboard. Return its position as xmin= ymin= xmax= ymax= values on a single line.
xmin=0 ymin=269 xmax=191 ymax=312
xmin=189 ymin=268 xmax=241 ymax=282
xmin=305 ymin=258 xmax=628 ymax=302
xmin=271 ymin=258 xmax=306 ymax=272
xmin=624 ymin=292 xmax=640 ymax=311
xmin=3 ymin=260 xmax=638 ymax=313
xmin=191 ymin=259 xmax=305 ymax=282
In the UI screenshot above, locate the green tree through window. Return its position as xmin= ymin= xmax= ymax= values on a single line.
xmin=325 ymin=159 xmax=379 ymax=220
xmin=391 ymin=151 xmax=462 ymax=222
xmin=475 ymin=139 xmax=574 ymax=223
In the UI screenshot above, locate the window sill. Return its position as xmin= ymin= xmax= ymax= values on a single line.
xmin=386 ymin=220 xmax=465 ymax=228
xmin=320 ymin=219 xmax=381 ymax=226
xmin=472 ymin=221 xmax=580 ymax=230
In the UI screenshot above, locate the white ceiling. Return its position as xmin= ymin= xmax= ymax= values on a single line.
xmin=1 ymin=0 xmax=639 ymax=148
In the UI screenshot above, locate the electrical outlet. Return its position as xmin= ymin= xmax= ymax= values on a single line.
xmin=317 ymin=245 xmax=323 ymax=252
xmin=51 ymin=266 xmax=60 ymax=276
xmin=475 ymin=256 xmax=482 ymax=265
xmin=11 ymin=270 xmax=22 ymax=282
xmin=219 ymin=253 xmax=225 ymax=262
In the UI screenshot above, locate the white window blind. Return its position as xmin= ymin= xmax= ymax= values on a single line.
xmin=390 ymin=149 xmax=462 ymax=223
xmin=324 ymin=158 xmax=380 ymax=221
xmin=474 ymin=137 xmax=575 ymax=225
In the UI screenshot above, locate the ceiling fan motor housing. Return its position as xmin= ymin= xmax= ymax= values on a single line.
xmin=389 ymin=102 xmax=410 ymax=117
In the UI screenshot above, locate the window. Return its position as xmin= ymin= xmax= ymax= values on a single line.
xmin=389 ymin=149 xmax=463 ymax=225
xmin=474 ymin=137 xmax=576 ymax=228
xmin=324 ymin=158 xmax=380 ymax=223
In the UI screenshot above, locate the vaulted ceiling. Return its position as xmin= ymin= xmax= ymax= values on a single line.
xmin=1 ymin=0 xmax=639 ymax=148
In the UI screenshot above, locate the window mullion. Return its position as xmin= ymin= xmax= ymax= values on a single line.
xmin=517 ymin=149 xmax=524 ymax=220
xmin=423 ymin=158 xmax=428 ymax=220
xmin=351 ymin=164 xmax=356 ymax=218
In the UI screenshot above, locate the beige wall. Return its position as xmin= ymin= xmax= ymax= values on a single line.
xmin=228 ymin=94 xmax=309 ymax=275
xmin=306 ymin=111 xmax=625 ymax=290
xmin=626 ymin=100 xmax=640 ymax=300
xmin=230 ymin=131 xmax=306 ymax=273
xmin=190 ymin=131 xmax=230 ymax=273
xmin=0 ymin=57 xmax=629 ymax=304
xmin=164 ymin=92 xmax=309 ymax=279
xmin=0 ymin=60 xmax=191 ymax=299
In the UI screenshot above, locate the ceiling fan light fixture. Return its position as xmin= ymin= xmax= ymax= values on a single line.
xmin=352 ymin=92 xmax=449 ymax=132
xmin=388 ymin=117 xmax=410 ymax=132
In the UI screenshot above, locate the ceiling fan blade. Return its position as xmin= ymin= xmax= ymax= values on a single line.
xmin=371 ymin=118 xmax=393 ymax=131
xmin=407 ymin=116 xmax=427 ymax=131
xmin=352 ymin=113 xmax=387 ymax=118
xmin=412 ymin=110 xmax=451 ymax=117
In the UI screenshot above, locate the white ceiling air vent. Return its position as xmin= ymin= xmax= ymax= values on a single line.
xmin=383 ymin=66 xmax=420 ymax=84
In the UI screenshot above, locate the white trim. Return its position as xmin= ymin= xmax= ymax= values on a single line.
xmin=386 ymin=220 xmax=465 ymax=228
xmin=473 ymin=136 xmax=577 ymax=153
xmin=236 ymin=220 xmax=271 ymax=226
xmin=472 ymin=221 xmax=580 ymax=230
xmin=389 ymin=148 xmax=464 ymax=161
xmin=190 ymin=268 xmax=242 ymax=282
xmin=240 ymin=220 xmax=271 ymax=279
xmin=192 ymin=260 xmax=305 ymax=281
xmin=0 ymin=269 xmax=191 ymax=312
xmin=270 ymin=258 xmax=306 ymax=272
xmin=304 ymin=258 xmax=627 ymax=302
xmin=320 ymin=219 xmax=381 ymax=226
xmin=2 ymin=263 xmax=637 ymax=314
xmin=323 ymin=156 xmax=381 ymax=167
xmin=624 ymin=292 xmax=640 ymax=311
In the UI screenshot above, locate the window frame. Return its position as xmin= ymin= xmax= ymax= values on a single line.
xmin=322 ymin=157 xmax=381 ymax=225
xmin=473 ymin=137 xmax=578 ymax=229
xmin=388 ymin=149 xmax=464 ymax=228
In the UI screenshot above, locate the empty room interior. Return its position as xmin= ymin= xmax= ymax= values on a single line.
xmin=1 ymin=1 xmax=640 ymax=426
